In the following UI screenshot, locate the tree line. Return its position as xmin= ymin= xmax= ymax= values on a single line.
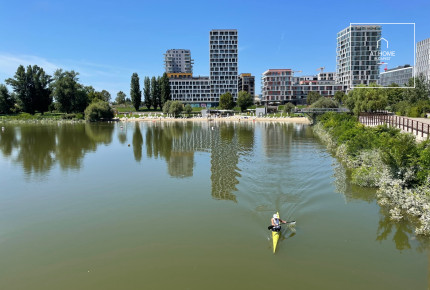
xmin=303 ymin=74 xmax=430 ymax=117
xmin=0 ymin=65 xmax=113 ymax=118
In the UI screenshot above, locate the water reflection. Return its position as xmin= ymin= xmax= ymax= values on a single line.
xmin=0 ymin=123 xmax=114 ymax=176
xmin=142 ymin=121 xmax=255 ymax=201
xmin=132 ymin=124 xmax=143 ymax=162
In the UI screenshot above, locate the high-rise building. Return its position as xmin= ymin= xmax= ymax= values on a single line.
xmin=416 ymin=38 xmax=430 ymax=81
xmin=336 ymin=25 xmax=382 ymax=89
xmin=238 ymin=73 xmax=255 ymax=96
xmin=210 ymin=29 xmax=238 ymax=102
xmin=164 ymin=49 xmax=193 ymax=74
xmin=379 ymin=65 xmax=413 ymax=87
xmin=169 ymin=76 xmax=211 ymax=105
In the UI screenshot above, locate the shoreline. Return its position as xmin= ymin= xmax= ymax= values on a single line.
xmin=118 ymin=116 xmax=312 ymax=124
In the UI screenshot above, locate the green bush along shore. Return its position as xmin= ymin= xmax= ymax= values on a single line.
xmin=314 ymin=112 xmax=430 ymax=235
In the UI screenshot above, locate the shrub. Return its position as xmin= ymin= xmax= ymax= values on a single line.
xmin=84 ymin=101 xmax=114 ymax=121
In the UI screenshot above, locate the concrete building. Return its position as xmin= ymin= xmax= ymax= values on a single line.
xmin=416 ymin=38 xmax=430 ymax=81
xmin=169 ymin=76 xmax=211 ymax=106
xmin=238 ymin=73 xmax=255 ymax=96
xmin=336 ymin=25 xmax=382 ymax=89
xmin=379 ymin=65 xmax=413 ymax=87
xmin=262 ymin=69 xmax=347 ymax=104
xmin=164 ymin=49 xmax=194 ymax=74
xmin=210 ymin=29 xmax=238 ymax=102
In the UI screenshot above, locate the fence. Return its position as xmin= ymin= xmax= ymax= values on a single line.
xmin=359 ymin=112 xmax=430 ymax=140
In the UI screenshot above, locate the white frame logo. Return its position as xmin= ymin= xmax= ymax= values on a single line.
xmin=350 ymin=23 xmax=416 ymax=89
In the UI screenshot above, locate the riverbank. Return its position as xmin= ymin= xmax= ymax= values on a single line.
xmin=118 ymin=115 xmax=311 ymax=124
xmin=313 ymin=113 xmax=430 ymax=235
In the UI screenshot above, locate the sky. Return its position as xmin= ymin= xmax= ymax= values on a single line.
xmin=0 ymin=0 xmax=429 ymax=97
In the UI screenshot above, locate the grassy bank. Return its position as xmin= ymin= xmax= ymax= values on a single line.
xmin=0 ymin=112 xmax=85 ymax=122
xmin=313 ymin=113 xmax=430 ymax=235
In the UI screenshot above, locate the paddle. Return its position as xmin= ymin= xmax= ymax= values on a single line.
xmin=268 ymin=221 xmax=296 ymax=230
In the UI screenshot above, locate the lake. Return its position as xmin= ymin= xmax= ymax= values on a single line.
xmin=0 ymin=121 xmax=428 ymax=289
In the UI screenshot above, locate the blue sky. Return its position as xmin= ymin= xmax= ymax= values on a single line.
xmin=0 ymin=0 xmax=429 ymax=96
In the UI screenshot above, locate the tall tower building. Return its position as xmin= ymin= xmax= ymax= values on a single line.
xmin=336 ymin=25 xmax=381 ymax=89
xmin=416 ymin=38 xmax=430 ymax=81
xmin=164 ymin=49 xmax=193 ymax=74
xmin=210 ymin=29 xmax=238 ymax=103
xmin=238 ymin=73 xmax=255 ymax=97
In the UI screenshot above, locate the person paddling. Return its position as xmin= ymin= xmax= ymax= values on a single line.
xmin=271 ymin=212 xmax=287 ymax=232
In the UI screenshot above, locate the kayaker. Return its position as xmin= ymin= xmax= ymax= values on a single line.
xmin=271 ymin=213 xmax=287 ymax=232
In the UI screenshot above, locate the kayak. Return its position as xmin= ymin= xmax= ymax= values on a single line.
xmin=272 ymin=230 xmax=280 ymax=253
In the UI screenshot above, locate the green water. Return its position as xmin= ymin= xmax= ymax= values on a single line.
xmin=0 ymin=121 xmax=428 ymax=289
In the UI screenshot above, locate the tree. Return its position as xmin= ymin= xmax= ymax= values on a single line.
xmin=143 ymin=76 xmax=151 ymax=109
xmin=84 ymin=100 xmax=114 ymax=121
xmin=100 ymin=90 xmax=111 ymax=102
xmin=334 ymin=91 xmax=346 ymax=104
xmin=130 ymin=73 xmax=142 ymax=111
xmin=0 ymin=84 xmax=15 ymax=114
xmin=219 ymin=91 xmax=234 ymax=110
xmin=237 ymin=90 xmax=253 ymax=112
xmin=6 ymin=65 xmax=52 ymax=114
xmin=51 ymin=69 xmax=88 ymax=113
xmin=150 ymin=76 xmax=158 ymax=110
xmin=306 ymin=91 xmax=321 ymax=106
xmin=169 ymin=101 xmax=183 ymax=117
xmin=310 ymin=97 xmax=339 ymax=108
xmin=184 ymin=104 xmax=192 ymax=116
xmin=156 ymin=76 xmax=162 ymax=109
xmin=161 ymin=73 xmax=171 ymax=107
xmin=386 ymin=83 xmax=405 ymax=107
xmin=403 ymin=75 xmax=430 ymax=104
xmin=283 ymin=102 xmax=295 ymax=114
xmin=162 ymin=100 xmax=171 ymax=114
xmin=115 ymin=91 xmax=126 ymax=105
xmin=345 ymin=83 xmax=388 ymax=115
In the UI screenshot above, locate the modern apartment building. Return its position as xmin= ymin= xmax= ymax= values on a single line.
xmin=262 ymin=69 xmax=347 ymax=104
xmin=379 ymin=65 xmax=413 ymax=87
xmin=169 ymin=76 xmax=211 ymax=105
xmin=336 ymin=25 xmax=382 ymax=89
xmin=164 ymin=49 xmax=194 ymax=74
xmin=238 ymin=73 xmax=255 ymax=96
xmin=210 ymin=29 xmax=238 ymax=102
xmin=416 ymin=38 xmax=430 ymax=81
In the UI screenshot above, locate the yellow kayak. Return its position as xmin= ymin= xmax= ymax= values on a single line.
xmin=272 ymin=230 xmax=280 ymax=253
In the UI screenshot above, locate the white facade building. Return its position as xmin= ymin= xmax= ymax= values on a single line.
xmin=416 ymin=38 xmax=430 ymax=81
xmin=336 ymin=25 xmax=381 ymax=89
xmin=379 ymin=65 xmax=413 ymax=87
xmin=164 ymin=49 xmax=193 ymax=74
xmin=169 ymin=77 xmax=211 ymax=105
xmin=210 ymin=29 xmax=238 ymax=102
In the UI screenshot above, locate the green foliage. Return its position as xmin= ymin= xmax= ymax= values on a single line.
xmin=84 ymin=100 xmax=114 ymax=121
xmin=184 ymin=104 xmax=192 ymax=116
xmin=310 ymin=97 xmax=339 ymax=108
xmin=130 ymin=73 xmax=142 ymax=111
xmin=236 ymin=91 xmax=253 ymax=112
xmin=316 ymin=113 xmax=428 ymax=185
xmin=403 ymin=75 xmax=430 ymax=104
xmin=345 ymin=83 xmax=388 ymax=115
xmin=115 ymin=91 xmax=126 ymax=105
xmin=283 ymin=102 xmax=295 ymax=114
xmin=0 ymin=84 xmax=15 ymax=114
xmin=143 ymin=76 xmax=152 ymax=110
xmin=150 ymin=76 xmax=158 ymax=110
xmin=219 ymin=92 xmax=234 ymax=110
xmin=306 ymin=91 xmax=321 ymax=105
xmin=386 ymin=83 xmax=405 ymax=106
xmin=51 ymin=69 xmax=88 ymax=113
xmin=161 ymin=73 xmax=171 ymax=107
xmin=6 ymin=65 xmax=52 ymax=114
xmin=334 ymin=91 xmax=346 ymax=104
xmin=163 ymin=100 xmax=183 ymax=117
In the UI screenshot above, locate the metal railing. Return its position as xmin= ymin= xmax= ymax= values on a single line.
xmin=359 ymin=112 xmax=430 ymax=140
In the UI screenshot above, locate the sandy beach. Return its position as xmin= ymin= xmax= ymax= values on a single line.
xmin=119 ymin=115 xmax=311 ymax=124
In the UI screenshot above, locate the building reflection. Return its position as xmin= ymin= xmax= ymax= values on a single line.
xmin=142 ymin=121 xmax=255 ymax=202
